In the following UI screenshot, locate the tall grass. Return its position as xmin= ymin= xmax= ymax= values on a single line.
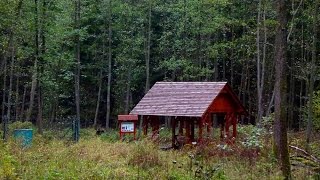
xmin=0 ymin=127 xmax=319 ymax=179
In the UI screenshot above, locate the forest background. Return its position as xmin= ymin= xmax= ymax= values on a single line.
xmin=0 ymin=0 xmax=319 ymax=141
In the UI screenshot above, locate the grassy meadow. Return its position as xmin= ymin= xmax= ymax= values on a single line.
xmin=0 ymin=124 xmax=319 ymax=179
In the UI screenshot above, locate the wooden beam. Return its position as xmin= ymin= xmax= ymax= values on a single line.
xmin=151 ymin=116 xmax=160 ymax=139
xmin=232 ymin=114 xmax=238 ymax=138
xmin=220 ymin=117 xmax=225 ymax=139
xmin=207 ymin=114 xmax=212 ymax=138
xmin=198 ymin=118 xmax=203 ymax=142
xmin=191 ymin=118 xmax=195 ymax=142
xmin=225 ymin=113 xmax=231 ymax=139
xmin=178 ymin=117 xmax=184 ymax=135
xmin=185 ymin=118 xmax=191 ymax=143
xmin=172 ymin=117 xmax=176 ymax=148
xmin=143 ymin=116 xmax=148 ymax=135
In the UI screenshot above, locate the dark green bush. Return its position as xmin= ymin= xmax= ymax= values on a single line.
xmin=100 ymin=129 xmax=120 ymax=142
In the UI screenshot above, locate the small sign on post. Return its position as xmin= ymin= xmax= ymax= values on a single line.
xmin=121 ymin=122 xmax=135 ymax=132
xmin=118 ymin=115 xmax=138 ymax=140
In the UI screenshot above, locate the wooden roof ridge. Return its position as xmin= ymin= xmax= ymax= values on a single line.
xmin=129 ymin=81 xmax=244 ymax=117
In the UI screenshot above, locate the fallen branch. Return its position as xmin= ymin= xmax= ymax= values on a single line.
xmin=289 ymin=145 xmax=320 ymax=164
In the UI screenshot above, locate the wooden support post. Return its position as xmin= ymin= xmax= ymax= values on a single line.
xmin=138 ymin=115 xmax=143 ymax=139
xmin=133 ymin=121 xmax=136 ymax=140
xmin=172 ymin=117 xmax=176 ymax=148
xmin=206 ymin=114 xmax=212 ymax=138
xmin=185 ymin=118 xmax=191 ymax=143
xmin=220 ymin=116 xmax=225 ymax=139
xmin=156 ymin=116 xmax=160 ymax=132
xmin=198 ymin=118 xmax=203 ymax=142
xmin=191 ymin=118 xmax=195 ymax=142
xmin=225 ymin=114 xmax=230 ymax=139
xmin=119 ymin=122 xmax=122 ymax=141
xmin=151 ymin=116 xmax=155 ymax=132
xmin=151 ymin=116 xmax=160 ymax=138
xmin=143 ymin=116 xmax=148 ymax=135
xmin=232 ymin=114 xmax=237 ymax=138
xmin=178 ymin=117 xmax=184 ymax=135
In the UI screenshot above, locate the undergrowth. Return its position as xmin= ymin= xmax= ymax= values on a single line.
xmin=0 ymin=127 xmax=318 ymax=179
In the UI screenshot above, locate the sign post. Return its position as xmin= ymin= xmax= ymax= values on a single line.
xmin=118 ymin=115 xmax=138 ymax=140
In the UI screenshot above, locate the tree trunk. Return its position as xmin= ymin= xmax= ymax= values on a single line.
xmin=214 ymin=58 xmax=218 ymax=81
xmin=288 ymin=51 xmax=295 ymax=129
xmin=1 ymin=56 xmax=7 ymax=123
xmin=256 ymin=0 xmax=262 ymax=125
xmin=230 ymin=26 xmax=234 ymax=86
xmin=273 ymin=0 xmax=291 ymax=178
xmin=261 ymin=2 xmax=267 ymax=119
xmin=1 ymin=0 xmax=23 ymax=123
xmin=197 ymin=1 xmax=203 ymax=80
xmin=306 ymin=0 xmax=318 ymax=146
xmin=26 ymin=60 xmax=38 ymax=122
xmin=36 ymin=0 xmax=46 ymax=132
xmin=298 ymin=81 xmax=303 ymax=130
xmin=94 ymin=69 xmax=102 ymax=128
xmin=20 ymin=85 xmax=27 ymax=121
xmin=183 ymin=0 xmax=187 ymax=59
xmin=243 ymin=58 xmax=249 ymax=111
xmin=50 ymin=100 xmax=57 ymax=122
xmin=41 ymin=0 xmax=46 ymax=56
xmin=106 ymin=0 xmax=112 ymax=130
xmin=222 ymin=31 xmax=226 ymax=81
xmin=124 ymin=70 xmax=131 ymax=115
xmin=246 ymin=61 xmax=251 ymax=121
xmin=238 ymin=59 xmax=245 ymax=98
xmin=15 ymin=70 xmax=20 ymax=121
xmin=145 ymin=1 xmax=151 ymax=93
xmin=93 ymin=26 xmax=101 ymax=128
xmin=7 ymin=43 xmax=15 ymax=122
xmin=74 ymin=0 xmax=81 ymax=142
xmin=266 ymin=88 xmax=275 ymax=116
xmin=37 ymin=84 xmax=43 ymax=134
xmin=26 ymin=0 xmax=40 ymax=122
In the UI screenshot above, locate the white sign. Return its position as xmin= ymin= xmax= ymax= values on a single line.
xmin=121 ymin=122 xmax=134 ymax=132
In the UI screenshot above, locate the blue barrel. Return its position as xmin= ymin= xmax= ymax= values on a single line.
xmin=13 ymin=129 xmax=33 ymax=148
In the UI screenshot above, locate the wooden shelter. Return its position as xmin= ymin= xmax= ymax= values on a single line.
xmin=130 ymin=82 xmax=247 ymax=147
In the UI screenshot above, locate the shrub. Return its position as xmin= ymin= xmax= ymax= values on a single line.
xmin=238 ymin=125 xmax=265 ymax=149
xmin=0 ymin=142 xmax=18 ymax=179
xmin=312 ymin=91 xmax=320 ymax=131
xmin=261 ymin=113 xmax=274 ymax=130
xmin=80 ymin=128 xmax=96 ymax=139
xmin=9 ymin=121 xmax=34 ymax=130
xmin=100 ymin=129 xmax=120 ymax=142
xmin=128 ymin=140 xmax=162 ymax=169
xmin=9 ymin=121 xmax=36 ymax=135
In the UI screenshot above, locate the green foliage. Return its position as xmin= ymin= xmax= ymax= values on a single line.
xmin=301 ymin=90 xmax=320 ymax=131
xmin=238 ymin=125 xmax=266 ymax=149
xmin=0 ymin=129 xmax=318 ymax=179
xmin=9 ymin=121 xmax=34 ymax=130
xmin=79 ymin=128 xmax=96 ymax=139
xmin=8 ymin=121 xmax=36 ymax=135
xmin=0 ymin=143 xmax=18 ymax=179
xmin=312 ymin=91 xmax=320 ymax=131
xmin=100 ymin=129 xmax=120 ymax=142
xmin=128 ymin=140 xmax=162 ymax=169
xmin=158 ymin=127 xmax=172 ymax=142
xmin=261 ymin=113 xmax=274 ymax=129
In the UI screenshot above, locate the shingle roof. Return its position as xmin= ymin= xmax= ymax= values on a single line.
xmin=130 ymin=82 xmax=230 ymax=117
